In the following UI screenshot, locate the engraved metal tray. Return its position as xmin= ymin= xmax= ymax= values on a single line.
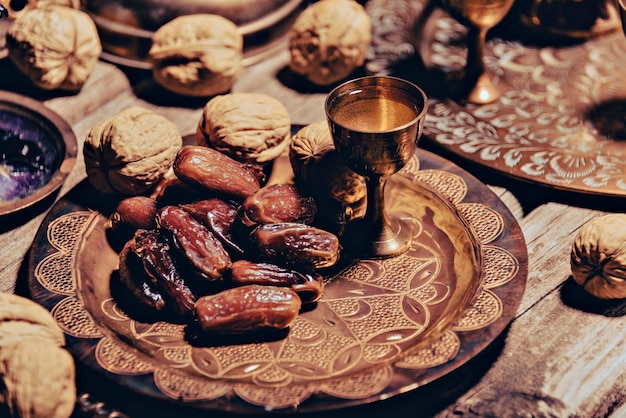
xmin=27 ymin=147 xmax=527 ymax=415
xmin=365 ymin=0 xmax=626 ymax=197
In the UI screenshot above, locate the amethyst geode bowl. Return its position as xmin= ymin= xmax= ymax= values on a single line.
xmin=0 ymin=91 xmax=77 ymax=217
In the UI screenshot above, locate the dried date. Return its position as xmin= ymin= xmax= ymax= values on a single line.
xmin=110 ymin=196 xmax=158 ymax=231
xmin=153 ymin=177 xmax=213 ymax=206
xmin=173 ymin=145 xmax=264 ymax=201
xmin=180 ymin=198 xmax=246 ymax=256
xmin=240 ymin=183 xmax=317 ymax=227
xmin=119 ymin=229 xmax=196 ymax=317
xmin=230 ymin=259 xmax=324 ymax=303
xmin=157 ymin=205 xmax=231 ymax=282
xmin=250 ymin=222 xmax=340 ymax=269
xmin=118 ymin=237 xmax=166 ymax=312
xmin=195 ymin=285 xmax=301 ymax=333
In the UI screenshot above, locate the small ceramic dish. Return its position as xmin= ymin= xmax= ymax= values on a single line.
xmin=0 ymin=91 xmax=77 ymax=217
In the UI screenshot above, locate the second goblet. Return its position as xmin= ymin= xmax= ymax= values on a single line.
xmin=325 ymin=76 xmax=428 ymax=259
xmin=440 ymin=0 xmax=514 ymax=104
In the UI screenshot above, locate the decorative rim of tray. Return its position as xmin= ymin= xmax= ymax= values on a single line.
xmin=27 ymin=144 xmax=527 ymax=415
xmin=365 ymin=0 xmax=626 ymax=198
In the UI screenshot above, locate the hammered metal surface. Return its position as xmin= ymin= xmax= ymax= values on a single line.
xmin=366 ymin=0 xmax=626 ymax=197
xmin=27 ymin=148 xmax=527 ymax=414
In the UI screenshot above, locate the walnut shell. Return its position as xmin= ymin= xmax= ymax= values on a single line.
xmin=0 ymin=294 xmax=75 ymax=418
xmin=0 ymin=337 xmax=76 ymax=418
xmin=290 ymin=121 xmax=366 ymax=207
xmin=6 ymin=5 xmax=101 ymax=91
xmin=196 ymin=93 xmax=291 ymax=164
xmin=83 ymin=107 xmax=183 ymax=195
xmin=149 ymin=14 xmax=243 ymax=97
xmin=0 ymin=292 xmax=65 ymax=348
xmin=288 ymin=0 xmax=372 ymax=86
xmin=570 ymin=213 xmax=626 ymax=299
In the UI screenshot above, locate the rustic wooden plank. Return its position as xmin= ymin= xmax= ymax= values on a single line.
xmin=434 ymin=279 xmax=626 ymax=417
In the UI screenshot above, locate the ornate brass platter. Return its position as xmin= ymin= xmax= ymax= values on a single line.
xmin=27 ymin=146 xmax=526 ymax=415
xmin=365 ymin=0 xmax=626 ymax=197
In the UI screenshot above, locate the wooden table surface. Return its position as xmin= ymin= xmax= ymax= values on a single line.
xmin=1 ymin=2 xmax=626 ymax=418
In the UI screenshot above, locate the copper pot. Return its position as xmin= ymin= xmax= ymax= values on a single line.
xmin=514 ymin=0 xmax=621 ymax=39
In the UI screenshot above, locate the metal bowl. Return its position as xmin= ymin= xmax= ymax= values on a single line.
xmin=0 ymin=91 xmax=77 ymax=217
xmin=81 ymin=0 xmax=306 ymax=69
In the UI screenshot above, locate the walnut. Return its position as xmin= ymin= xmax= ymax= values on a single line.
xmin=290 ymin=121 xmax=366 ymax=209
xmin=0 ymin=292 xmax=65 ymax=348
xmin=289 ymin=0 xmax=372 ymax=86
xmin=570 ymin=213 xmax=626 ymax=299
xmin=196 ymin=93 xmax=291 ymax=164
xmin=0 ymin=293 xmax=76 ymax=418
xmin=0 ymin=337 xmax=75 ymax=418
xmin=6 ymin=5 xmax=101 ymax=91
xmin=83 ymin=107 xmax=183 ymax=195
xmin=149 ymin=14 xmax=243 ymax=97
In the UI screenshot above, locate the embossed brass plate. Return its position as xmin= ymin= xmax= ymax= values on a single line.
xmin=27 ymin=144 xmax=526 ymax=414
xmin=366 ymin=0 xmax=626 ymax=197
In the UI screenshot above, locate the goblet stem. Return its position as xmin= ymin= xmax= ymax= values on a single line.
xmin=466 ymin=26 xmax=487 ymax=81
xmin=343 ymin=175 xmax=414 ymax=259
xmin=452 ymin=25 xmax=506 ymax=104
xmin=364 ymin=175 xmax=387 ymax=234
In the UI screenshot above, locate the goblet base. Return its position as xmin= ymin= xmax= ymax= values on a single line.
xmin=341 ymin=214 xmax=414 ymax=259
xmin=446 ymin=70 xmax=507 ymax=105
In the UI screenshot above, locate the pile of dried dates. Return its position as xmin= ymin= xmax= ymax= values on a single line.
xmin=110 ymin=145 xmax=342 ymax=338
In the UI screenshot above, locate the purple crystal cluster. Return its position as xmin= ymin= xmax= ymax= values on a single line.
xmin=0 ymin=112 xmax=59 ymax=203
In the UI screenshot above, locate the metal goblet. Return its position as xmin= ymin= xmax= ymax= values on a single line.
xmin=440 ymin=0 xmax=514 ymax=104
xmin=325 ymin=76 xmax=428 ymax=259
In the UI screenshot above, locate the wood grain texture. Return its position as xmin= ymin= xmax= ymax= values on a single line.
xmin=0 ymin=21 xmax=624 ymax=418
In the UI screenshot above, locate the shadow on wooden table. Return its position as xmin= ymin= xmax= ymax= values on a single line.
xmin=0 ymin=58 xmax=78 ymax=101
xmin=560 ymin=278 xmax=626 ymax=317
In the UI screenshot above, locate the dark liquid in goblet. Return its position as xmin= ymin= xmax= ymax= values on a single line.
xmin=325 ymin=76 xmax=428 ymax=259
xmin=332 ymin=97 xmax=418 ymax=133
